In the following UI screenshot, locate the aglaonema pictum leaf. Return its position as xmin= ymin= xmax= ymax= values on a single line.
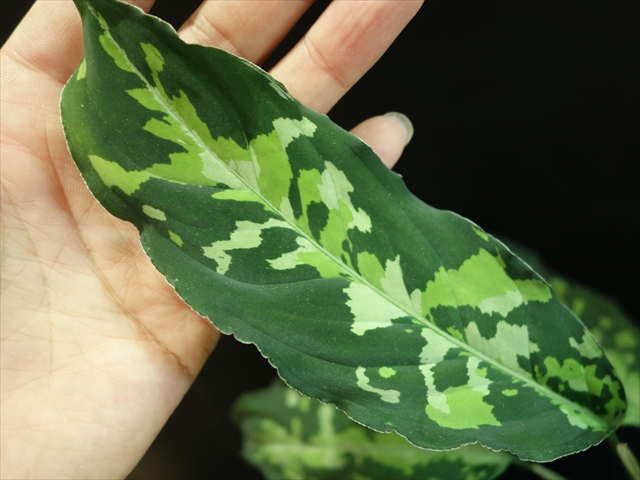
xmin=61 ymin=0 xmax=626 ymax=461
xmin=232 ymin=379 xmax=513 ymax=480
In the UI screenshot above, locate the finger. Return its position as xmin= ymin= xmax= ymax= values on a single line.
xmin=350 ymin=112 xmax=414 ymax=169
xmin=179 ymin=0 xmax=313 ymax=65
xmin=1 ymin=0 xmax=155 ymax=86
xmin=270 ymin=0 xmax=423 ymax=113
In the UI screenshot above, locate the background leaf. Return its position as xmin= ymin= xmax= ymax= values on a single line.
xmin=61 ymin=0 xmax=627 ymax=463
xmin=232 ymin=379 xmax=513 ymax=480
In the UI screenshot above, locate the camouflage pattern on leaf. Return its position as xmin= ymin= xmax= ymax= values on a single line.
xmin=549 ymin=279 xmax=639 ymax=427
xmin=232 ymin=380 xmax=513 ymax=480
xmin=509 ymin=243 xmax=640 ymax=427
xmin=61 ymin=0 xmax=626 ymax=461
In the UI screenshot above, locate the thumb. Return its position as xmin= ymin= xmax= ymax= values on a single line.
xmin=349 ymin=112 xmax=414 ymax=169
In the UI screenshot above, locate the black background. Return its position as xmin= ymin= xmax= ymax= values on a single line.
xmin=2 ymin=1 xmax=638 ymax=479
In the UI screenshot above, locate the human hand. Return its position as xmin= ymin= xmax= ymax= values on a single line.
xmin=0 ymin=1 xmax=421 ymax=477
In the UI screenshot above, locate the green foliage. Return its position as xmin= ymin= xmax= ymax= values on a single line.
xmin=61 ymin=0 xmax=627 ymax=463
xmin=232 ymin=380 xmax=512 ymax=480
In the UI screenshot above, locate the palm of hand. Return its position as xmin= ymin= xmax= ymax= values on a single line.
xmin=1 ymin=1 xmax=420 ymax=477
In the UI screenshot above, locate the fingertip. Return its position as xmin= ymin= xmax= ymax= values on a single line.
xmin=384 ymin=111 xmax=414 ymax=146
xmin=349 ymin=113 xmax=413 ymax=169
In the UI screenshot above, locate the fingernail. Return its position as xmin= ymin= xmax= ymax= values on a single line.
xmin=385 ymin=111 xmax=414 ymax=146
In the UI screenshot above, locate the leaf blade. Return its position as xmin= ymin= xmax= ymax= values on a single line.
xmin=61 ymin=0 xmax=626 ymax=461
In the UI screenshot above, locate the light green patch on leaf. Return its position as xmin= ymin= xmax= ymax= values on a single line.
xmin=356 ymin=367 xmax=400 ymax=404
xmin=536 ymin=357 xmax=588 ymax=393
xmin=464 ymin=320 xmax=531 ymax=376
xmin=315 ymin=162 xmax=371 ymax=236
xmin=272 ymin=117 xmax=316 ymax=149
xmin=202 ymin=218 xmax=288 ymax=274
xmin=477 ymin=290 xmax=524 ymax=317
xmin=529 ymin=341 xmax=540 ymax=353
xmin=426 ymin=356 xmax=501 ymax=429
xmin=356 ymin=252 xmax=386 ymax=290
xmin=251 ymin=129 xmax=294 ymax=208
xmin=420 ymin=249 xmax=551 ymax=322
xmin=88 ymin=154 xmax=150 ymax=195
xmin=211 ymin=189 xmax=264 ymax=204
xmin=502 ymin=389 xmax=518 ymax=396
xmin=417 ymin=267 xmax=457 ymax=320
xmin=356 ymin=254 xmax=413 ymax=311
xmin=419 ymin=328 xmax=455 ymax=415
xmin=320 ymin=208 xmax=352 ymax=262
xmin=77 ymin=58 xmax=87 ymax=80
xmin=140 ymin=42 xmax=164 ymax=74
xmin=379 ymin=256 xmax=414 ymax=311
xmin=346 ymin=283 xmax=408 ymax=336
xmin=445 ymin=249 xmax=525 ymax=311
xmin=583 ymin=365 xmax=604 ymax=396
xmin=447 ymin=326 xmax=466 ymax=342
xmin=140 ymin=42 xmax=170 ymax=101
xmin=569 ymin=332 xmax=602 ymax=360
xmin=126 ymin=88 xmax=164 ymax=112
xmin=296 ymin=167 xmax=324 ymax=235
xmin=168 ymin=230 xmax=183 ymax=246
xmin=555 ymin=401 xmax=606 ymax=431
xmin=379 ymin=367 xmax=397 ymax=379
xmin=515 ymin=278 xmax=552 ymax=304
xmin=142 ymin=204 xmax=166 ymax=221
xmin=97 ymin=18 xmax=134 ymax=72
xmin=472 ymin=225 xmax=489 ymax=241
xmin=268 ymin=236 xmax=344 ymax=278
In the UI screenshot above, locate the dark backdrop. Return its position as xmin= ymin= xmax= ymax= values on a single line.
xmin=2 ymin=1 xmax=638 ymax=479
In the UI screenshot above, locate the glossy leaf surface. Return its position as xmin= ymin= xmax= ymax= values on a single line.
xmin=61 ymin=0 xmax=626 ymax=461
xmin=233 ymin=380 xmax=513 ymax=480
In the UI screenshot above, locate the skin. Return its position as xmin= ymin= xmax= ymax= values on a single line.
xmin=0 ymin=0 xmax=422 ymax=478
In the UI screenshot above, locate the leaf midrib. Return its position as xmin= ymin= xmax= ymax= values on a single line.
xmin=89 ymin=3 xmax=608 ymax=430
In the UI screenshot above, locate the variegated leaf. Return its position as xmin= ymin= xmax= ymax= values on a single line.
xmin=61 ymin=0 xmax=626 ymax=461
xmin=232 ymin=379 xmax=513 ymax=480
